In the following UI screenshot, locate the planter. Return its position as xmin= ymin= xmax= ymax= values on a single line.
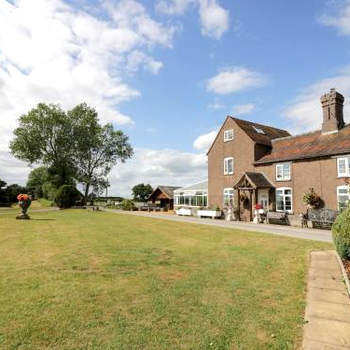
xmin=197 ymin=209 xmax=221 ymax=219
xmin=16 ymin=194 xmax=32 ymax=220
xmin=176 ymin=208 xmax=192 ymax=216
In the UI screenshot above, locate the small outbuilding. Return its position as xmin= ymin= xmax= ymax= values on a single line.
xmin=147 ymin=186 xmax=180 ymax=210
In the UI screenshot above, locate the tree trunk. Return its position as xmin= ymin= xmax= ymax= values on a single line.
xmin=84 ymin=183 xmax=90 ymax=205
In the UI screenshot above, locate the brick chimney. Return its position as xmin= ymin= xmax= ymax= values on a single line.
xmin=321 ymin=88 xmax=345 ymax=134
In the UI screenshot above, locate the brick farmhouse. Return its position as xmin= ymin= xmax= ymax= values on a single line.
xmin=207 ymin=89 xmax=350 ymax=222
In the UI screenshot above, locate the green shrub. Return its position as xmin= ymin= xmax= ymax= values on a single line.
xmin=121 ymin=199 xmax=135 ymax=211
xmin=42 ymin=182 xmax=58 ymax=201
xmin=332 ymin=207 xmax=350 ymax=259
xmin=55 ymin=185 xmax=82 ymax=209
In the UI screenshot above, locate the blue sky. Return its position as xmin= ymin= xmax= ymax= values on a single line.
xmin=1 ymin=0 xmax=350 ymax=196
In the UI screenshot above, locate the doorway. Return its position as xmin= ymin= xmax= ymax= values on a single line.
xmin=258 ymin=189 xmax=269 ymax=209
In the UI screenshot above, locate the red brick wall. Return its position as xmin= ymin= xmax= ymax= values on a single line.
xmin=208 ymin=118 xmax=256 ymax=208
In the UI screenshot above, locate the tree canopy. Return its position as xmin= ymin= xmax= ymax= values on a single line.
xmin=10 ymin=104 xmax=75 ymax=187
xmin=11 ymin=103 xmax=133 ymax=203
xmin=132 ymin=183 xmax=153 ymax=202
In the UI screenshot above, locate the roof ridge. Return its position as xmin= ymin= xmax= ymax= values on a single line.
xmin=272 ymin=123 xmax=350 ymax=143
xmin=229 ymin=116 xmax=290 ymax=133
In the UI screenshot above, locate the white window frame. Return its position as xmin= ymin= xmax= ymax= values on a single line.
xmin=224 ymin=157 xmax=234 ymax=175
xmin=253 ymin=126 xmax=265 ymax=134
xmin=337 ymin=185 xmax=350 ymax=211
xmin=223 ymin=129 xmax=234 ymax=142
xmin=223 ymin=188 xmax=234 ymax=206
xmin=337 ymin=157 xmax=350 ymax=177
xmin=275 ymin=162 xmax=291 ymax=181
xmin=275 ymin=187 xmax=293 ymax=214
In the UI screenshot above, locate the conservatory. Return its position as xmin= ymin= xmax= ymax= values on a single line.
xmin=174 ymin=180 xmax=208 ymax=215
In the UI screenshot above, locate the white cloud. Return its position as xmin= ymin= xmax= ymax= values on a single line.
xmin=0 ymin=0 xmax=179 ymax=186
xmin=193 ymin=130 xmax=217 ymax=151
xmin=0 ymin=151 xmax=30 ymax=186
xmin=207 ymin=67 xmax=266 ymax=95
xmin=284 ymin=66 xmax=350 ymax=133
xmin=198 ymin=0 xmax=229 ymax=39
xmin=208 ymin=102 xmax=225 ymax=110
xmin=232 ymin=103 xmax=255 ymax=116
xmin=156 ymin=0 xmax=229 ymax=39
xmin=156 ymin=0 xmax=194 ymax=15
xmin=319 ymin=0 xmax=350 ymax=35
xmin=109 ymin=148 xmax=208 ymax=197
xmin=126 ymin=50 xmax=163 ymax=74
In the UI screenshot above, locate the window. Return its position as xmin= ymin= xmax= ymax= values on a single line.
xmin=174 ymin=191 xmax=208 ymax=207
xmin=223 ymin=188 xmax=234 ymax=206
xmin=337 ymin=186 xmax=350 ymax=211
xmin=276 ymin=163 xmax=291 ymax=181
xmin=253 ymin=126 xmax=265 ymax=134
xmin=276 ymin=188 xmax=293 ymax=213
xmin=337 ymin=157 xmax=350 ymax=177
xmin=223 ymin=129 xmax=234 ymax=142
xmin=224 ymin=157 xmax=234 ymax=175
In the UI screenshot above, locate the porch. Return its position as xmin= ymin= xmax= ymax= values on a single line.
xmin=233 ymin=172 xmax=275 ymax=222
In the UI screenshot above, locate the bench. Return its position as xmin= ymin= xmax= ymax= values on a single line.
xmin=139 ymin=204 xmax=161 ymax=212
xmin=307 ymin=208 xmax=338 ymax=228
xmin=266 ymin=211 xmax=288 ymax=224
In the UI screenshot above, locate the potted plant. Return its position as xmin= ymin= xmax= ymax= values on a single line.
xmin=176 ymin=207 xmax=192 ymax=216
xmin=16 ymin=193 xmax=32 ymax=220
xmin=303 ymin=188 xmax=322 ymax=209
xmin=197 ymin=206 xmax=221 ymax=219
xmin=253 ymin=203 xmax=265 ymax=224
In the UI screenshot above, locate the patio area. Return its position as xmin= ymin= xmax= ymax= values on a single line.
xmin=104 ymin=208 xmax=332 ymax=243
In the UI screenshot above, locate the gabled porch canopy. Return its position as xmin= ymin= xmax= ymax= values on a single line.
xmin=233 ymin=172 xmax=274 ymax=221
xmin=233 ymin=172 xmax=274 ymax=190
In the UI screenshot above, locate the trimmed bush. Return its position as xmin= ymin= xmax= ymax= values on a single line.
xmin=121 ymin=199 xmax=135 ymax=211
xmin=332 ymin=207 xmax=350 ymax=259
xmin=55 ymin=185 xmax=82 ymax=209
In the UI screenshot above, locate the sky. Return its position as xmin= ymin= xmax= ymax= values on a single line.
xmin=1 ymin=0 xmax=350 ymax=197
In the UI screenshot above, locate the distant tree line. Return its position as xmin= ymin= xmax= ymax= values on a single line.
xmin=0 ymin=179 xmax=26 ymax=205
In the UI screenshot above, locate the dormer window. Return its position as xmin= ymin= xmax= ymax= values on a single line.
xmin=223 ymin=129 xmax=234 ymax=142
xmin=253 ymin=126 xmax=265 ymax=134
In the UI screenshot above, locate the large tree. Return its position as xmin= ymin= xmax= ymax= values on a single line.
xmin=10 ymin=103 xmax=75 ymax=187
xmin=132 ymin=183 xmax=153 ymax=202
xmin=69 ymin=103 xmax=133 ymax=203
xmin=11 ymin=103 xmax=133 ymax=204
xmin=26 ymin=166 xmax=50 ymax=199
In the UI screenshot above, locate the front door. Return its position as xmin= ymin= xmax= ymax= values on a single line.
xmin=258 ymin=189 xmax=269 ymax=209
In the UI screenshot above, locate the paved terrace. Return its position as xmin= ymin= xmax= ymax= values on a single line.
xmin=303 ymin=251 xmax=350 ymax=349
xmin=104 ymin=209 xmax=332 ymax=243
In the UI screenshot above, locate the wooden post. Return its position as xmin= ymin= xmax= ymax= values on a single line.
xmin=249 ymin=190 xmax=253 ymax=222
xmin=237 ymin=189 xmax=240 ymax=221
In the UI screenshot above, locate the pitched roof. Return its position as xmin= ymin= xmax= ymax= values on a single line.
xmin=149 ymin=186 xmax=181 ymax=200
xmin=255 ymin=124 xmax=350 ymax=164
xmin=207 ymin=116 xmax=290 ymax=155
xmin=234 ymin=172 xmax=274 ymax=189
xmin=231 ymin=117 xmax=290 ymax=146
xmin=174 ymin=180 xmax=208 ymax=193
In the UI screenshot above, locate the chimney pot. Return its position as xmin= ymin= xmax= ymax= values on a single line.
xmin=321 ymin=89 xmax=345 ymax=134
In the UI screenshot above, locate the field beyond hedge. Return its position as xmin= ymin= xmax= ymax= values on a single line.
xmin=0 ymin=210 xmax=331 ymax=349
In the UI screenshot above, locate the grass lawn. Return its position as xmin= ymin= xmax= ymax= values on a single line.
xmin=0 ymin=210 xmax=331 ymax=349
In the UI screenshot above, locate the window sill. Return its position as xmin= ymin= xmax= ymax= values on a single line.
xmin=337 ymin=175 xmax=350 ymax=178
xmin=276 ymin=210 xmax=293 ymax=214
xmin=223 ymin=139 xmax=233 ymax=143
xmin=275 ymin=179 xmax=291 ymax=182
